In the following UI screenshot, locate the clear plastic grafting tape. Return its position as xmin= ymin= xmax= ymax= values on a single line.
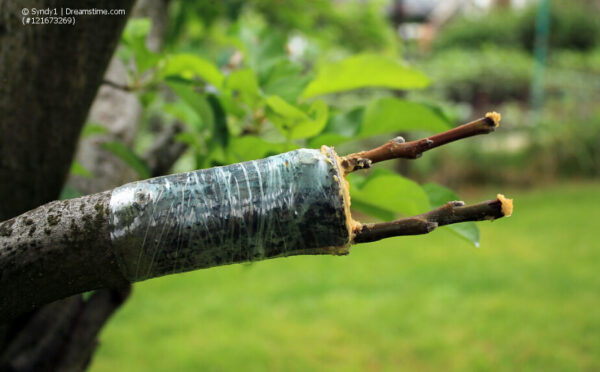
xmin=109 ymin=147 xmax=352 ymax=282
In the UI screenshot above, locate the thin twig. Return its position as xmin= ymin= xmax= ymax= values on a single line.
xmin=353 ymin=194 xmax=512 ymax=244
xmin=102 ymin=79 xmax=134 ymax=92
xmin=341 ymin=112 xmax=501 ymax=173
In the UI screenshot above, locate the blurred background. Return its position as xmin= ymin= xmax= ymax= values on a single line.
xmin=78 ymin=0 xmax=600 ymax=370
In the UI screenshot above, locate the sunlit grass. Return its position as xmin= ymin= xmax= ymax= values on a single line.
xmin=90 ymin=182 xmax=600 ymax=371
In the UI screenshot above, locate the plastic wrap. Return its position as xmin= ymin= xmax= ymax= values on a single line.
xmin=109 ymin=147 xmax=350 ymax=282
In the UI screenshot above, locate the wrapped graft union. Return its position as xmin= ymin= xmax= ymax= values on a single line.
xmin=110 ymin=146 xmax=355 ymax=281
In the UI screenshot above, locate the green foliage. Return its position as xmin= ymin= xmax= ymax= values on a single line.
xmin=360 ymin=98 xmax=450 ymax=137
xmin=101 ymin=142 xmax=150 ymax=179
xmin=266 ymin=96 xmax=329 ymax=140
xmin=70 ymin=161 xmax=93 ymax=179
xmin=309 ymin=98 xmax=450 ymax=147
xmin=434 ymin=2 xmax=600 ymax=53
xmin=349 ymin=169 xmax=431 ymax=220
xmin=422 ymin=47 xmax=532 ymax=104
xmin=302 ymin=54 xmax=430 ymax=99
xmin=121 ymin=18 xmax=160 ymax=74
xmin=228 ymin=136 xmax=298 ymax=162
xmin=160 ymin=54 xmax=225 ymax=89
xmin=433 ymin=11 xmax=521 ymax=52
xmin=81 ymin=123 xmax=109 ymax=138
xmin=244 ymin=0 xmax=396 ymax=51
xmin=518 ymin=2 xmax=600 ymax=51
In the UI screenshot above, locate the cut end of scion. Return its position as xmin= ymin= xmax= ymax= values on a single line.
xmin=497 ymin=194 xmax=513 ymax=217
xmin=485 ymin=111 xmax=501 ymax=127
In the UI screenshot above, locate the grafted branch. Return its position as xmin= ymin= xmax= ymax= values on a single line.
xmin=341 ymin=112 xmax=501 ymax=172
xmin=353 ymin=194 xmax=513 ymax=244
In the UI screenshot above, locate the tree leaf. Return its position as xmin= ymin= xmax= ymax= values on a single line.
xmin=349 ymin=169 xmax=430 ymax=219
xmin=228 ymin=136 xmax=298 ymax=162
xmin=167 ymin=81 xmax=214 ymax=131
xmin=265 ymin=96 xmax=329 ymax=140
xmin=422 ymin=182 xmax=480 ymax=247
xmin=81 ymin=123 xmax=108 ymax=138
xmin=226 ymin=68 xmax=261 ymax=106
xmin=360 ymin=98 xmax=451 ymax=137
xmin=309 ymin=99 xmax=449 ymax=147
xmin=261 ymin=60 xmax=311 ymax=103
xmin=101 ymin=141 xmax=150 ymax=179
xmin=174 ymin=132 xmax=203 ymax=151
xmin=160 ymin=54 xmax=224 ymax=89
xmin=162 ymin=101 xmax=203 ymax=131
xmin=302 ymin=54 xmax=430 ymax=99
xmin=307 ymin=133 xmax=350 ymax=149
xmin=206 ymin=94 xmax=229 ymax=148
xmin=121 ymin=18 xmax=160 ymax=74
xmin=70 ymin=161 xmax=93 ymax=178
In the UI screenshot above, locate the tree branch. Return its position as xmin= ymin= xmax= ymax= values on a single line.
xmin=0 ymin=191 xmax=128 ymax=320
xmin=102 ymin=79 xmax=135 ymax=92
xmin=353 ymin=194 xmax=513 ymax=244
xmin=0 ymin=146 xmax=513 ymax=321
xmin=341 ymin=112 xmax=501 ymax=172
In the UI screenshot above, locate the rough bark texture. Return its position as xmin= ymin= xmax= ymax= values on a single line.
xmin=0 ymin=191 xmax=129 ymax=320
xmin=0 ymin=0 xmax=135 ymax=221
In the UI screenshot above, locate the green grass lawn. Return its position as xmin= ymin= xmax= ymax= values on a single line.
xmin=89 ymin=182 xmax=600 ymax=372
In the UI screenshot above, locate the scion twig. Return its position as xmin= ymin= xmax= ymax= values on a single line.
xmin=341 ymin=112 xmax=501 ymax=172
xmin=353 ymin=194 xmax=513 ymax=244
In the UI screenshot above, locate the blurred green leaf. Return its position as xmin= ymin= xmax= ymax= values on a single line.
xmin=243 ymin=30 xmax=288 ymax=80
xmin=302 ymin=54 xmax=430 ymax=99
xmin=265 ymin=96 xmax=329 ymax=140
xmin=81 ymin=123 xmax=108 ymax=138
xmin=227 ymin=68 xmax=260 ymax=96
xmin=349 ymin=169 xmax=430 ymax=219
xmin=160 ymin=54 xmax=224 ymax=89
xmin=308 ymin=133 xmax=350 ymax=149
xmin=167 ymin=81 xmax=214 ymax=131
xmin=175 ymin=132 xmax=203 ymax=151
xmin=261 ymin=60 xmax=311 ymax=103
xmin=309 ymin=99 xmax=450 ymax=147
xmin=360 ymin=98 xmax=451 ymax=137
xmin=101 ymin=141 xmax=150 ymax=179
xmin=228 ymin=136 xmax=298 ymax=162
xmin=70 ymin=161 xmax=93 ymax=178
xmin=206 ymin=94 xmax=229 ymax=148
xmin=349 ymin=198 xmax=397 ymax=222
xmin=122 ymin=18 xmax=160 ymax=74
xmin=163 ymin=101 xmax=203 ymax=131
xmin=422 ymin=182 xmax=480 ymax=247
xmin=226 ymin=68 xmax=261 ymax=106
